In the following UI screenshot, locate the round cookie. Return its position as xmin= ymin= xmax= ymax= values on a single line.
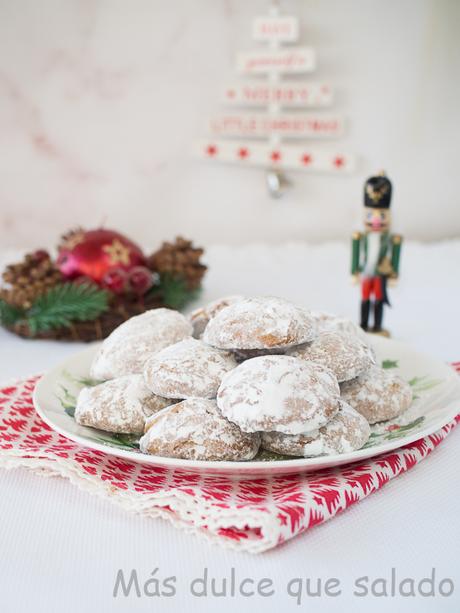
xmin=90 ymin=308 xmax=192 ymax=380
xmin=203 ymin=296 xmax=317 ymax=350
xmin=75 ymin=375 xmax=173 ymax=434
xmin=189 ymin=295 xmax=244 ymax=339
xmin=139 ymin=398 xmax=260 ymax=461
xmin=261 ymin=400 xmax=371 ymax=457
xmin=289 ymin=331 xmax=375 ymax=382
xmin=143 ymin=337 xmax=237 ymax=399
xmin=310 ymin=310 xmax=368 ymax=341
xmin=217 ymin=355 xmax=340 ymax=435
xmin=340 ymin=365 xmax=413 ymax=424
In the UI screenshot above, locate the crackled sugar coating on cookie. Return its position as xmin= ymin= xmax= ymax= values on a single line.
xmin=309 ymin=310 xmax=368 ymax=341
xmin=217 ymin=355 xmax=340 ymax=435
xmin=90 ymin=308 xmax=192 ymax=380
xmin=203 ymin=296 xmax=317 ymax=350
xmin=261 ymin=400 xmax=371 ymax=457
xmin=140 ymin=398 xmax=260 ymax=461
xmin=189 ymin=295 xmax=244 ymax=339
xmin=290 ymin=331 xmax=376 ymax=382
xmin=75 ymin=375 xmax=173 ymax=434
xmin=143 ymin=338 xmax=237 ymax=399
xmin=340 ymin=365 xmax=413 ymax=424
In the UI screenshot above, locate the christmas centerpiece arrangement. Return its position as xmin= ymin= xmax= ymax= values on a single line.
xmin=0 ymin=228 xmax=206 ymax=341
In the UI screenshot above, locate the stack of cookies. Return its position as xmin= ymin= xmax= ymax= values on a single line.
xmin=75 ymin=297 xmax=413 ymax=462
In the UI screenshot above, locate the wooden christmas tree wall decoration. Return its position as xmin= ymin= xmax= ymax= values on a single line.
xmin=194 ymin=3 xmax=356 ymax=195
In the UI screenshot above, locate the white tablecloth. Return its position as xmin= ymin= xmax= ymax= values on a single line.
xmin=1 ymin=241 xmax=460 ymax=613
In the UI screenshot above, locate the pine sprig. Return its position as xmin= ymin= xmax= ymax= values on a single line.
xmin=0 ymin=299 xmax=25 ymax=326
xmin=147 ymin=273 xmax=200 ymax=310
xmin=26 ymin=283 xmax=109 ymax=334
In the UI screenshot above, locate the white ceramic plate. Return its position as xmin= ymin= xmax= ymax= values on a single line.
xmin=33 ymin=335 xmax=460 ymax=476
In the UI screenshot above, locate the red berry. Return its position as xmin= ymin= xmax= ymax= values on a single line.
xmin=102 ymin=268 xmax=128 ymax=294
xmin=128 ymin=266 xmax=153 ymax=295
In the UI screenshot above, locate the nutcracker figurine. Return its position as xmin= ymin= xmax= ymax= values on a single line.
xmin=351 ymin=172 xmax=402 ymax=335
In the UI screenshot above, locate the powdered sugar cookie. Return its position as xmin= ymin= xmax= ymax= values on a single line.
xmin=261 ymin=400 xmax=371 ymax=457
xmin=75 ymin=375 xmax=172 ymax=434
xmin=189 ymin=295 xmax=244 ymax=339
xmin=140 ymin=398 xmax=260 ymax=461
xmin=143 ymin=337 xmax=237 ymax=399
xmin=90 ymin=308 xmax=192 ymax=379
xmin=217 ymin=355 xmax=340 ymax=435
xmin=310 ymin=310 xmax=368 ymax=341
xmin=340 ymin=365 xmax=413 ymax=424
xmin=203 ymin=296 xmax=317 ymax=350
xmin=289 ymin=331 xmax=375 ymax=382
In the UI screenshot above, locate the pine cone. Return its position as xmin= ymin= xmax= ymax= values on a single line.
xmin=1 ymin=250 xmax=63 ymax=309
xmin=58 ymin=226 xmax=86 ymax=252
xmin=148 ymin=237 xmax=207 ymax=290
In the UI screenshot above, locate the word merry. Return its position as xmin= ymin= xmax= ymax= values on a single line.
xmin=223 ymin=83 xmax=333 ymax=107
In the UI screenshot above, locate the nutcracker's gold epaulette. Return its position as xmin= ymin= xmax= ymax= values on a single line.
xmin=352 ymin=231 xmax=362 ymax=240
xmin=392 ymin=234 xmax=402 ymax=244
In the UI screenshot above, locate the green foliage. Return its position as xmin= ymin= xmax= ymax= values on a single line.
xmin=95 ymin=432 xmax=140 ymax=450
xmin=382 ymin=359 xmax=399 ymax=369
xmin=362 ymin=416 xmax=426 ymax=448
xmin=148 ymin=273 xmax=200 ymax=310
xmin=26 ymin=283 xmax=109 ymax=334
xmin=0 ymin=299 xmax=24 ymax=326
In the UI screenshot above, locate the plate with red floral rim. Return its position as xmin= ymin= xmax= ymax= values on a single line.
xmin=33 ymin=335 xmax=460 ymax=476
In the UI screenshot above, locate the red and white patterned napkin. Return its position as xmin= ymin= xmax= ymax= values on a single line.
xmin=0 ymin=371 xmax=459 ymax=553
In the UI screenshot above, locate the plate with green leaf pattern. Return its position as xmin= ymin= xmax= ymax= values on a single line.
xmin=33 ymin=335 xmax=460 ymax=475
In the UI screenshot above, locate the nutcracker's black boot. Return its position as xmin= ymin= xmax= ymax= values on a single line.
xmin=360 ymin=300 xmax=370 ymax=330
xmin=373 ymin=300 xmax=384 ymax=332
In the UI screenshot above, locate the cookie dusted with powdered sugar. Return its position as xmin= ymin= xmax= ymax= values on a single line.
xmin=189 ymin=295 xmax=244 ymax=339
xmin=75 ymin=375 xmax=173 ymax=434
xmin=140 ymin=398 xmax=260 ymax=461
xmin=309 ymin=310 xmax=368 ymax=341
xmin=340 ymin=365 xmax=413 ymax=424
xmin=217 ymin=355 xmax=340 ymax=435
xmin=143 ymin=337 xmax=237 ymax=399
xmin=203 ymin=296 xmax=317 ymax=351
xmin=90 ymin=308 xmax=192 ymax=380
xmin=289 ymin=331 xmax=375 ymax=382
xmin=261 ymin=400 xmax=370 ymax=457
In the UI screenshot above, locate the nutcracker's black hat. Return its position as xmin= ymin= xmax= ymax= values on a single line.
xmin=364 ymin=173 xmax=392 ymax=209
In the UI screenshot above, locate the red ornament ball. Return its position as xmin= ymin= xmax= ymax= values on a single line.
xmin=57 ymin=228 xmax=146 ymax=285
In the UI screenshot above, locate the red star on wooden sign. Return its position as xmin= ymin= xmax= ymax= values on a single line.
xmin=270 ymin=150 xmax=281 ymax=162
xmin=237 ymin=147 xmax=249 ymax=159
xmin=333 ymin=156 xmax=345 ymax=168
xmin=301 ymin=153 xmax=312 ymax=165
xmin=206 ymin=144 xmax=218 ymax=157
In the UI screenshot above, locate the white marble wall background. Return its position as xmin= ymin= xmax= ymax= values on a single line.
xmin=0 ymin=0 xmax=459 ymax=249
